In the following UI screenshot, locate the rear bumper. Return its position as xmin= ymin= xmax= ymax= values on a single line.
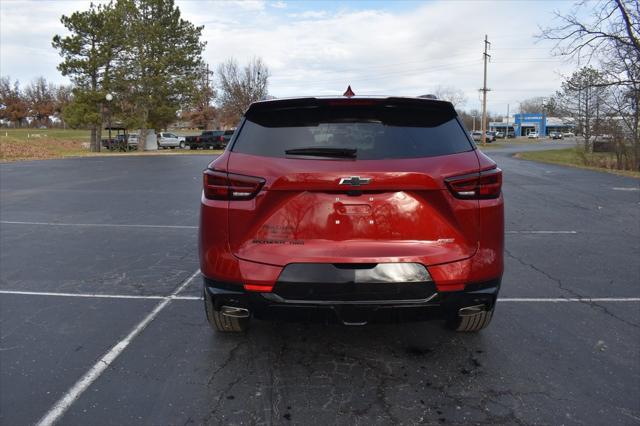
xmin=203 ymin=277 xmax=500 ymax=325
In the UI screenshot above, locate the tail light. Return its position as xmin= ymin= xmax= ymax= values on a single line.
xmin=203 ymin=169 xmax=265 ymax=200
xmin=218 ymin=135 xmax=224 ymax=142
xmin=196 ymin=136 xmax=201 ymax=142
xmin=445 ymin=166 xmax=502 ymax=199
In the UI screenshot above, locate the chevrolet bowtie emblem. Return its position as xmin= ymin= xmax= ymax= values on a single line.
xmin=339 ymin=176 xmax=371 ymax=186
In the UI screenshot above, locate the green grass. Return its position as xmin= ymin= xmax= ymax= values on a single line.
xmin=516 ymin=148 xmax=640 ymax=178
xmin=0 ymin=128 xmax=220 ymax=162
xmin=477 ymin=137 xmax=547 ymax=149
xmin=0 ymin=128 xmax=91 ymax=141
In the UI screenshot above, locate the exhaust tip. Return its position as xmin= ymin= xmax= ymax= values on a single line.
xmin=458 ymin=304 xmax=486 ymax=317
xmin=220 ymin=306 xmax=250 ymax=319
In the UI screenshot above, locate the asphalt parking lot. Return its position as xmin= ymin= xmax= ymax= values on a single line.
xmin=1 ymin=144 xmax=639 ymax=425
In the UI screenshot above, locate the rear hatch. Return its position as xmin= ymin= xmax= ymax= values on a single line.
xmin=222 ymin=97 xmax=481 ymax=267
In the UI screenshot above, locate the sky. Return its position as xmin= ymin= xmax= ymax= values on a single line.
xmin=0 ymin=0 xmax=584 ymax=115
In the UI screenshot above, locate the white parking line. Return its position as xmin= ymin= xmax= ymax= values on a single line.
xmin=0 ymin=290 xmax=200 ymax=300
xmin=2 ymin=290 xmax=639 ymax=303
xmin=498 ymin=298 xmax=640 ymax=302
xmin=35 ymin=269 xmax=201 ymax=426
xmin=612 ymin=187 xmax=639 ymax=191
xmin=2 ymin=220 xmax=578 ymax=235
xmin=0 ymin=290 xmax=165 ymax=300
xmin=0 ymin=221 xmax=197 ymax=229
xmin=506 ymin=231 xmax=577 ymax=234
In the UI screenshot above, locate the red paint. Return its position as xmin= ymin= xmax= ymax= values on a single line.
xmin=199 ymin=104 xmax=503 ymax=294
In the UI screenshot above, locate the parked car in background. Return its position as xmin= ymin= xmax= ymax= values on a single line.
xmin=185 ymin=130 xmax=233 ymax=150
xmin=471 ymin=131 xmax=482 ymax=142
xmin=528 ymin=131 xmax=539 ymax=139
xmin=549 ymin=131 xmax=563 ymax=140
xmin=128 ymin=133 xmax=139 ymax=147
xmin=562 ymin=132 xmax=575 ymax=137
xmin=157 ymin=132 xmax=185 ymax=149
xmin=495 ymin=131 xmax=505 ymax=139
xmin=200 ymin=95 xmax=504 ymax=333
xmin=221 ymin=129 xmax=235 ymax=146
xmin=485 ymin=131 xmax=496 ymax=142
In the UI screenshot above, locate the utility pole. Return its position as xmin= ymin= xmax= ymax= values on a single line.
xmin=480 ymin=34 xmax=491 ymax=146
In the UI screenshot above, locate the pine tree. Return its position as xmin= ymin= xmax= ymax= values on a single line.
xmin=52 ymin=2 xmax=128 ymax=151
xmin=120 ymin=0 xmax=205 ymax=150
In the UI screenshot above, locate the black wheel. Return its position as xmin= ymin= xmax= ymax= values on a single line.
xmin=204 ymin=289 xmax=249 ymax=333
xmin=179 ymin=141 xmax=185 ymax=149
xmin=445 ymin=306 xmax=494 ymax=332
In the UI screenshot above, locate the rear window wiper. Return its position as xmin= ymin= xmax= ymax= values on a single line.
xmin=285 ymin=147 xmax=357 ymax=158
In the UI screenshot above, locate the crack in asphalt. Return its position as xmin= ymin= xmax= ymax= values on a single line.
xmin=505 ymin=248 xmax=639 ymax=329
xmin=202 ymin=340 xmax=247 ymax=424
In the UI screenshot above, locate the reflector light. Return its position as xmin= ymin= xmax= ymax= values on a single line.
xmin=243 ymin=283 xmax=274 ymax=292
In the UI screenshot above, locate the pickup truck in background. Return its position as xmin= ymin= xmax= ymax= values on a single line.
xmin=157 ymin=132 xmax=185 ymax=149
xmin=184 ymin=129 xmax=235 ymax=150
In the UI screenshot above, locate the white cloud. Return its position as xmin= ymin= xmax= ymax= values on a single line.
xmin=1 ymin=0 xmax=578 ymax=113
xmin=287 ymin=10 xmax=327 ymax=19
xmin=228 ymin=0 xmax=265 ymax=11
xmin=271 ymin=1 xmax=287 ymax=9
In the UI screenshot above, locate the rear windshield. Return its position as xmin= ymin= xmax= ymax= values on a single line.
xmin=232 ymin=103 xmax=473 ymax=160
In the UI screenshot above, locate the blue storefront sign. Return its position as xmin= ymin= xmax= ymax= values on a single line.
xmin=514 ymin=113 xmax=546 ymax=136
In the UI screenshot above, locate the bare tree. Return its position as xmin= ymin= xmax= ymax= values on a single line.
xmin=432 ymin=85 xmax=467 ymax=109
xmin=540 ymin=0 xmax=639 ymax=169
xmin=0 ymin=77 xmax=29 ymax=127
xmin=217 ymin=57 xmax=270 ymax=127
xmin=25 ymin=77 xmax=56 ymax=127
xmin=556 ymin=67 xmax=611 ymax=150
xmin=54 ymin=84 xmax=74 ymax=128
xmin=519 ymin=96 xmax=560 ymax=116
xmin=183 ymin=63 xmax=216 ymax=129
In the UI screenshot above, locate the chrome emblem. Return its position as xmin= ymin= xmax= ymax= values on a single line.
xmin=339 ymin=176 xmax=371 ymax=186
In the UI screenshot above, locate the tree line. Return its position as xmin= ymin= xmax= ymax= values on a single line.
xmin=538 ymin=0 xmax=639 ymax=171
xmin=0 ymin=77 xmax=73 ymax=128
xmin=39 ymin=0 xmax=270 ymax=151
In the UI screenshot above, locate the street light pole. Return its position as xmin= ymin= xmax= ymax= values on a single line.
xmin=105 ymin=93 xmax=113 ymax=149
xmin=473 ymin=115 xmax=476 ymax=132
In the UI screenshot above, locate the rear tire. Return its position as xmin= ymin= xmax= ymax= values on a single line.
xmin=446 ymin=307 xmax=494 ymax=332
xmin=204 ymin=289 xmax=249 ymax=333
xmin=179 ymin=141 xmax=185 ymax=149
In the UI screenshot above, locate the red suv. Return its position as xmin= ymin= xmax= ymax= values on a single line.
xmin=199 ymin=96 xmax=503 ymax=333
